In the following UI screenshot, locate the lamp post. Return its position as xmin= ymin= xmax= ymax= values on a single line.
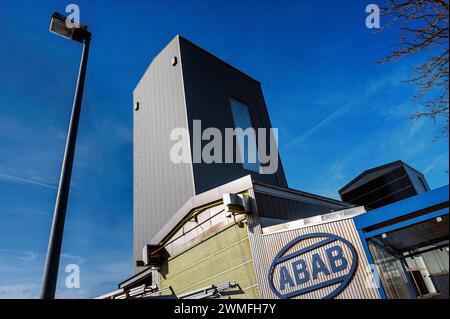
xmin=40 ymin=12 xmax=91 ymax=299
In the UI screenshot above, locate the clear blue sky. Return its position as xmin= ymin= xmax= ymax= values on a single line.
xmin=0 ymin=0 xmax=448 ymax=298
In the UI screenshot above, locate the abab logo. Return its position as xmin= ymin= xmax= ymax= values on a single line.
xmin=268 ymin=233 xmax=358 ymax=299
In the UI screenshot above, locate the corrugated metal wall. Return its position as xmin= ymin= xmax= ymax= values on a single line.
xmin=247 ymin=198 xmax=380 ymax=299
xmin=421 ymin=249 xmax=449 ymax=275
xmin=133 ymin=36 xmax=196 ymax=271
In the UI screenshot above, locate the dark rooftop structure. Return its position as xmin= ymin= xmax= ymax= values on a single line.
xmin=339 ymin=160 xmax=430 ymax=210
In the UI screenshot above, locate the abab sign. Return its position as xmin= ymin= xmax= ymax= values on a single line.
xmin=268 ymin=233 xmax=358 ymax=299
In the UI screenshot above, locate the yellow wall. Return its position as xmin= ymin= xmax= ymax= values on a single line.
xmin=159 ymin=217 xmax=260 ymax=298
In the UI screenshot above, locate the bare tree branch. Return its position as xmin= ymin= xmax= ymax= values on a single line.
xmin=379 ymin=0 xmax=449 ymax=138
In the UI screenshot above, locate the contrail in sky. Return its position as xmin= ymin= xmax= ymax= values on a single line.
xmin=0 ymin=172 xmax=57 ymax=189
xmin=424 ymin=151 xmax=449 ymax=174
xmin=282 ymin=94 xmax=373 ymax=152
xmin=281 ymin=74 xmax=391 ymax=153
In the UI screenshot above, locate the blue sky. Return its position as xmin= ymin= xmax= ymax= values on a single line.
xmin=0 ymin=1 xmax=448 ymax=298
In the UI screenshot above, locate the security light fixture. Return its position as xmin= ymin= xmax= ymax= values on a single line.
xmin=142 ymin=244 xmax=169 ymax=266
xmin=223 ymin=193 xmax=251 ymax=216
xmin=49 ymin=12 xmax=90 ymax=43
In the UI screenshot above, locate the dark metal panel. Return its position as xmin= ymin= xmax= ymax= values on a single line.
xmin=341 ymin=166 xmax=419 ymax=209
xmin=178 ymin=36 xmax=288 ymax=194
xmin=339 ymin=160 xmax=404 ymax=194
xmin=365 ymin=186 xmax=417 ymax=209
xmin=251 ymin=80 xmax=288 ymax=187
xmin=255 ymin=190 xmax=352 ymax=221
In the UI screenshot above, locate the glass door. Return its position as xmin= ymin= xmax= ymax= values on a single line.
xmin=368 ymin=239 xmax=415 ymax=299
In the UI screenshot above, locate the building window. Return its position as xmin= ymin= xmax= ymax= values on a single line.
xmin=229 ymin=97 xmax=261 ymax=173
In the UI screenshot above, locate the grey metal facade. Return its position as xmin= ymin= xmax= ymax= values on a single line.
xmin=133 ymin=35 xmax=287 ymax=269
xmin=133 ymin=37 xmax=195 ymax=269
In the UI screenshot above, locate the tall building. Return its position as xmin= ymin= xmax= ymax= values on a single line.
xmin=100 ymin=36 xmax=449 ymax=300
xmin=133 ymin=35 xmax=287 ymax=267
xmin=101 ymin=146 xmax=449 ymax=300
xmin=339 ymin=160 xmax=430 ymax=209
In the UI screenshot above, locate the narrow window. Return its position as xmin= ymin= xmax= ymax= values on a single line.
xmin=229 ymin=97 xmax=261 ymax=173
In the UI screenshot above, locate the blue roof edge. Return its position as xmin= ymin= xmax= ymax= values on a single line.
xmin=354 ymin=184 xmax=449 ymax=230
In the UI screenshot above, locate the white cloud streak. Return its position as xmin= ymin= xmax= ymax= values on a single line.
xmin=424 ymin=151 xmax=449 ymax=175
xmin=0 ymin=172 xmax=56 ymax=189
xmin=280 ymin=66 xmax=414 ymax=153
xmin=282 ymin=80 xmax=385 ymax=152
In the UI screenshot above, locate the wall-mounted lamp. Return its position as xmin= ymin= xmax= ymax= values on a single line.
xmin=223 ymin=193 xmax=251 ymax=216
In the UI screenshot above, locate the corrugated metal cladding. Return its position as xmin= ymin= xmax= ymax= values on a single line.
xmin=248 ymin=216 xmax=380 ymax=299
xmin=133 ymin=36 xmax=196 ymax=270
xmin=255 ymin=192 xmax=350 ymax=221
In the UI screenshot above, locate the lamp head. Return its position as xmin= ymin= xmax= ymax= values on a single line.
xmin=49 ymin=12 xmax=90 ymax=43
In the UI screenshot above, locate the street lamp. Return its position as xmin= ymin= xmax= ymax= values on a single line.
xmin=40 ymin=12 xmax=91 ymax=299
